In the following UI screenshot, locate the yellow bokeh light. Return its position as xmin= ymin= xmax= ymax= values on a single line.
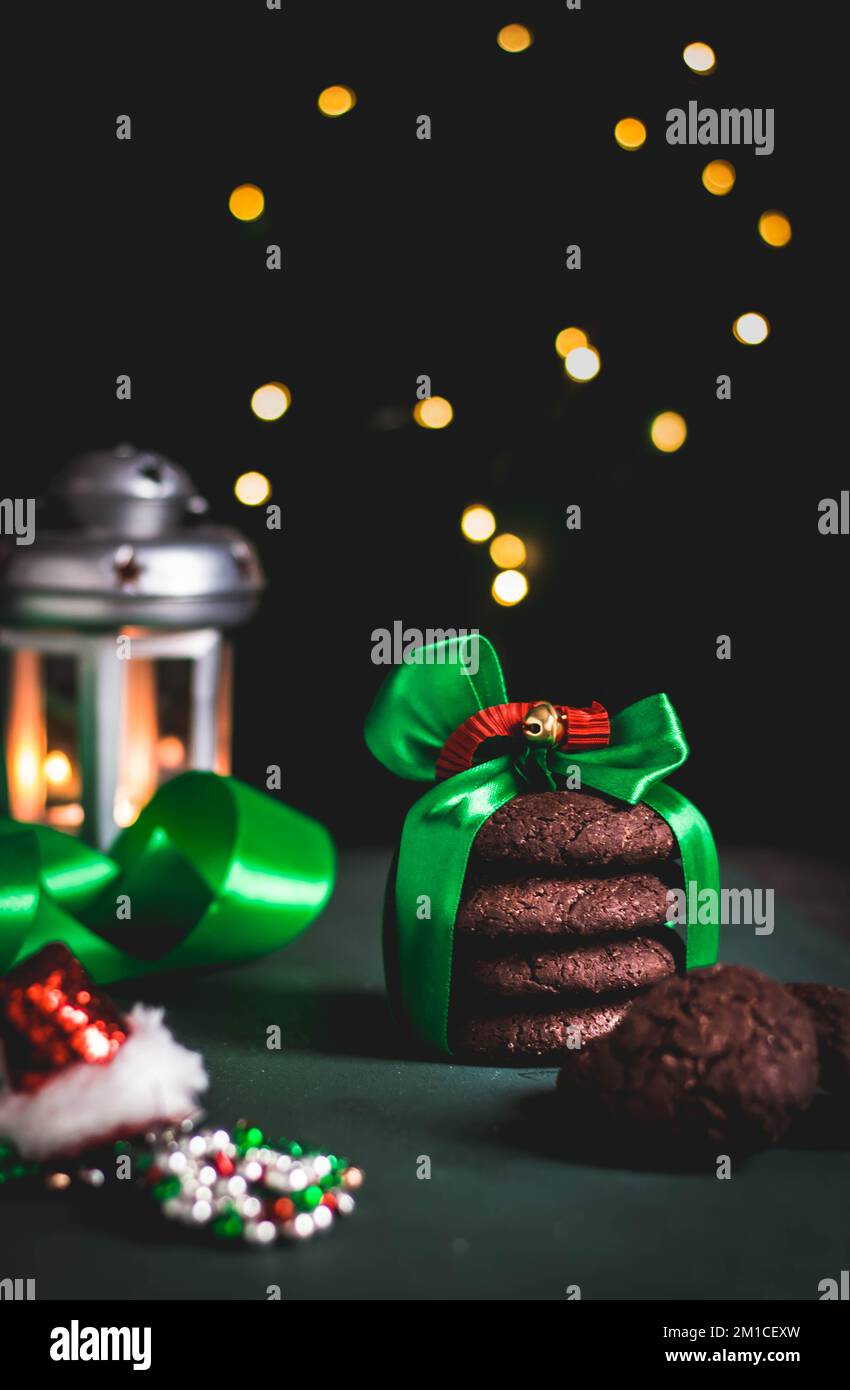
xmin=492 ymin=569 xmax=529 ymax=606
xmin=555 ymin=326 xmax=588 ymax=358
xmin=497 ymin=23 xmax=533 ymax=53
xmin=758 ymin=210 xmax=792 ymax=248
xmin=702 ymin=159 xmax=736 ymax=196
xmin=228 ymin=184 xmax=265 ymax=222
xmin=683 ymin=42 xmax=716 ymax=74
xmin=461 ymin=505 xmax=496 ymax=543
xmin=318 ymin=85 xmax=356 ymax=117
xmin=44 ymin=750 xmax=72 ymax=786
xmin=733 ymin=312 xmax=770 ymax=346
xmin=234 ymin=471 xmax=272 ymax=506
xmin=650 ymin=412 xmax=688 ymax=453
xmin=250 ymin=382 xmax=291 ymax=421
xmin=413 ymin=395 xmax=454 ymax=429
xmin=489 ymin=533 xmax=527 ymax=569
xmin=614 ymin=118 xmax=646 ymax=150
xmin=564 ymin=345 xmax=601 ymax=382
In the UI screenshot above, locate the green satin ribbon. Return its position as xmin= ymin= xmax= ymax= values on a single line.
xmin=0 ymin=772 xmax=335 ymax=984
xmin=365 ymin=636 xmax=720 ymax=1054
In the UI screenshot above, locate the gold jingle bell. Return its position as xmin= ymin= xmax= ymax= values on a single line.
xmin=521 ymin=701 xmax=564 ymax=746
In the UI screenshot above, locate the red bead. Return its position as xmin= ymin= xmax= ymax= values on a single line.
xmin=321 ymin=1192 xmax=337 ymax=1210
xmin=273 ymin=1197 xmax=295 ymax=1221
xmin=215 ymin=1152 xmax=235 ymax=1177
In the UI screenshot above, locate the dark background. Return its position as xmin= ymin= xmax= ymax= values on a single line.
xmin=6 ymin=1 xmax=843 ymax=853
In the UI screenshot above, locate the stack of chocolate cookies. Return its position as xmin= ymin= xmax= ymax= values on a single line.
xmin=448 ymin=788 xmax=683 ymax=1062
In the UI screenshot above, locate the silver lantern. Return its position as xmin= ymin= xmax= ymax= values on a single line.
xmin=0 ymin=444 xmax=264 ymax=848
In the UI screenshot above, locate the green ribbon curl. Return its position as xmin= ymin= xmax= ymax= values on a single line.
xmin=365 ymin=636 xmax=720 ymax=1054
xmin=0 ymin=772 xmax=335 ymax=984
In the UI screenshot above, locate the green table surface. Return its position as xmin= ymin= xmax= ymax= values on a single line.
xmin=3 ymin=849 xmax=849 ymax=1301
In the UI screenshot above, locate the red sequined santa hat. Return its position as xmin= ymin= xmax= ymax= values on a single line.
xmin=0 ymin=944 xmax=207 ymax=1160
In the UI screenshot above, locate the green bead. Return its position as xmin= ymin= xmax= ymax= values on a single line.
xmin=244 ymin=1127 xmax=263 ymax=1148
xmin=212 ymin=1210 xmax=244 ymax=1239
xmin=152 ymin=1176 xmax=181 ymax=1201
xmin=288 ymin=1141 xmax=303 ymax=1158
xmin=134 ymin=1153 xmax=153 ymax=1172
xmin=303 ymin=1185 xmax=322 ymax=1210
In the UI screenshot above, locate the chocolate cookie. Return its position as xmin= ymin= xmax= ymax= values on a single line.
xmin=451 ymin=998 xmax=635 ymax=1063
xmin=556 ymin=965 xmax=818 ymax=1153
xmin=456 ymin=872 xmax=673 ymax=940
xmin=457 ymin=934 xmax=680 ymax=999
xmin=786 ymin=983 xmax=850 ymax=1096
xmin=473 ymin=790 xmax=675 ymax=870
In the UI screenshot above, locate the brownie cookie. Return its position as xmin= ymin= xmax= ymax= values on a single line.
xmin=457 ymin=933 xmax=680 ymax=999
xmin=451 ymin=997 xmax=635 ymax=1063
xmin=786 ymin=983 xmax=850 ymax=1096
xmin=456 ymin=872 xmax=673 ymax=940
xmin=556 ymin=964 xmax=818 ymax=1153
xmin=473 ymin=790 xmax=675 ymax=870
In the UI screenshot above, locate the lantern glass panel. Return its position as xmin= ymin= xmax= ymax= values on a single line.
xmin=44 ymin=653 xmax=83 ymax=828
xmin=2 ymin=626 xmax=234 ymax=846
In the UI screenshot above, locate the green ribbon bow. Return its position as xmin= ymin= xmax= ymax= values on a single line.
xmin=365 ymin=634 xmax=720 ymax=1054
xmin=0 ymin=772 xmax=335 ymax=984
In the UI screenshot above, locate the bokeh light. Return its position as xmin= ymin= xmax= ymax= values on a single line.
xmin=683 ymin=42 xmax=716 ymax=74
xmin=489 ymin=533 xmax=527 ymax=568
xmin=44 ymin=750 xmax=72 ymax=786
xmin=492 ymin=570 xmax=529 ymax=606
xmin=758 ymin=210 xmax=792 ymax=248
xmin=318 ymin=86 xmax=356 ymax=117
xmin=234 ymin=471 xmax=272 ymax=506
xmin=733 ymin=312 xmax=770 ymax=345
xmin=228 ymin=184 xmax=265 ymax=222
xmin=564 ymin=345 xmax=601 ymax=382
xmin=614 ymin=118 xmax=646 ymax=150
xmin=461 ymin=505 xmax=496 ymax=543
xmin=650 ymin=411 xmax=688 ymax=453
xmin=702 ymin=159 xmax=736 ymax=196
xmin=413 ymin=395 xmax=454 ymax=429
xmin=250 ymin=382 xmax=291 ymax=421
xmin=555 ymin=326 xmax=588 ymax=358
xmin=497 ymin=24 xmax=533 ymax=53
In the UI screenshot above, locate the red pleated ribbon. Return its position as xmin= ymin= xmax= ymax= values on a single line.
xmin=435 ymin=700 xmax=610 ymax=781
